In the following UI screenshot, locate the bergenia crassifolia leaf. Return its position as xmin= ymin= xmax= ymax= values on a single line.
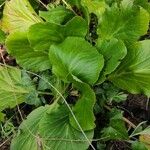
xmin=6 ymin=32 xmax=51 ymax=72
xmin=49 ymin=36 xmax=104 ymax=85
xmin=1 ymin=0 xmax=42 ymax=33
xmin=0 ymin=66 xmax=39 ymax=111
xmin=11 ymin=105 xmax=94 ymax=150
xmin=109 ymin=40 xmax=150 ymax=96
xmin=98 ymin=1 xmax=149 ymax=42
xmin=97 ymin=38 xmax=127 ymax=84
xmin=28 ymin=16 xmax=88 ymax=51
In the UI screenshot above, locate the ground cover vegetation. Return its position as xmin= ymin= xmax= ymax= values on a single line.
xmin=0 ymin=0 xmax=150 ymax=149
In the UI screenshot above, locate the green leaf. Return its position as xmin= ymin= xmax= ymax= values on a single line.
xmin=39 ymin=105 xmax=94 ymax=150
xmin=97 ymin=38 xmax=127 ymax=83
xmin=81 ymin=0 xmax=106 ymax=19
xmin=0 ymin=66 xmax=26 ymax=111
xmin=39 ymin=6 xmax=74 ymax=24
xmin=37 ymin=71 xmax=54 ymax=91
xmin=0 ymin=29 xmax=6 ymax=44
xmin=109 ymin=40 xmax=150 ymax=96
xmin=6 ymin=32 xmax=51 ymax=72
xmin=28 ymin=16 xmax=88 ymax=51
xmin=49 ymin=36 xmax=102 ymax=131
xmin=21 ymin=71 xmax=41 ymax=105
xmin=10 ymin=106 xmax=49 ymax=150
xmin=131 ymin=141 xmax=148 ymax=150
xmin=49 ymin=37 xmax=104 ymax=85
xmin=63 ymin=16 xmax=88 ymax=37
xmin=70 ymin=82 xmax=96 ymax=131
xmin=1 ymin=0 xmax=42 ymax=33
xmin=130 ymin=121 xmax=146 ymax=137
xmin=104 ymin=84 xmax=127 ymax=103
xmin=133 ymin=126 xmax=150 ymax=136
xmin=0 ymin=66 xmax=37 ymax=111
xmin=11 ymin=105 xmax=94 ymax=150
xmin=134 ymin=0 xmax=150 ymax=18
xmin=101 ymin=109 xmax=129 ymax=141
xmin=28 ymin=22 xmax=63 ymax=51
xmin=98 ymin=1 xmax=149 ymax=42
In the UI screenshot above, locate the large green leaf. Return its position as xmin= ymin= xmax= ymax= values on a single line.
xmin=39 ymin=105 xmax=94 ymax=150
xmin=1 ymin=0 xmax=42 ymax=33
xmin=6 ymin=32 xmax=51 ymax=72
xmin=28 ymin=22 xmax=63 ymax=51
xmin=98 ymin=1 xmax=149 ymax=42
xmin=97 ymin=38 xmax=127 ymax=83
xmin=11 ymin=105 xmax=94 ymax=150
xmin=10 ymin=106 xmax=49 ymax=150
xmin=28 ymin=16 xmax=88 ymax=51
xmin=70 ymin=82 xmax=96 ymax=131
xmin=101 ymin=109 xmax=129 ymax=141
xmin=39 ymin=6 xmax=74 ymax=24
xmin=49 ymin=37 xmax=104 ymax=85
xmin=0 ymin=66 xmax=37 ymax=111
xmin=109 ymin=40 xmax=150 ymax=96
